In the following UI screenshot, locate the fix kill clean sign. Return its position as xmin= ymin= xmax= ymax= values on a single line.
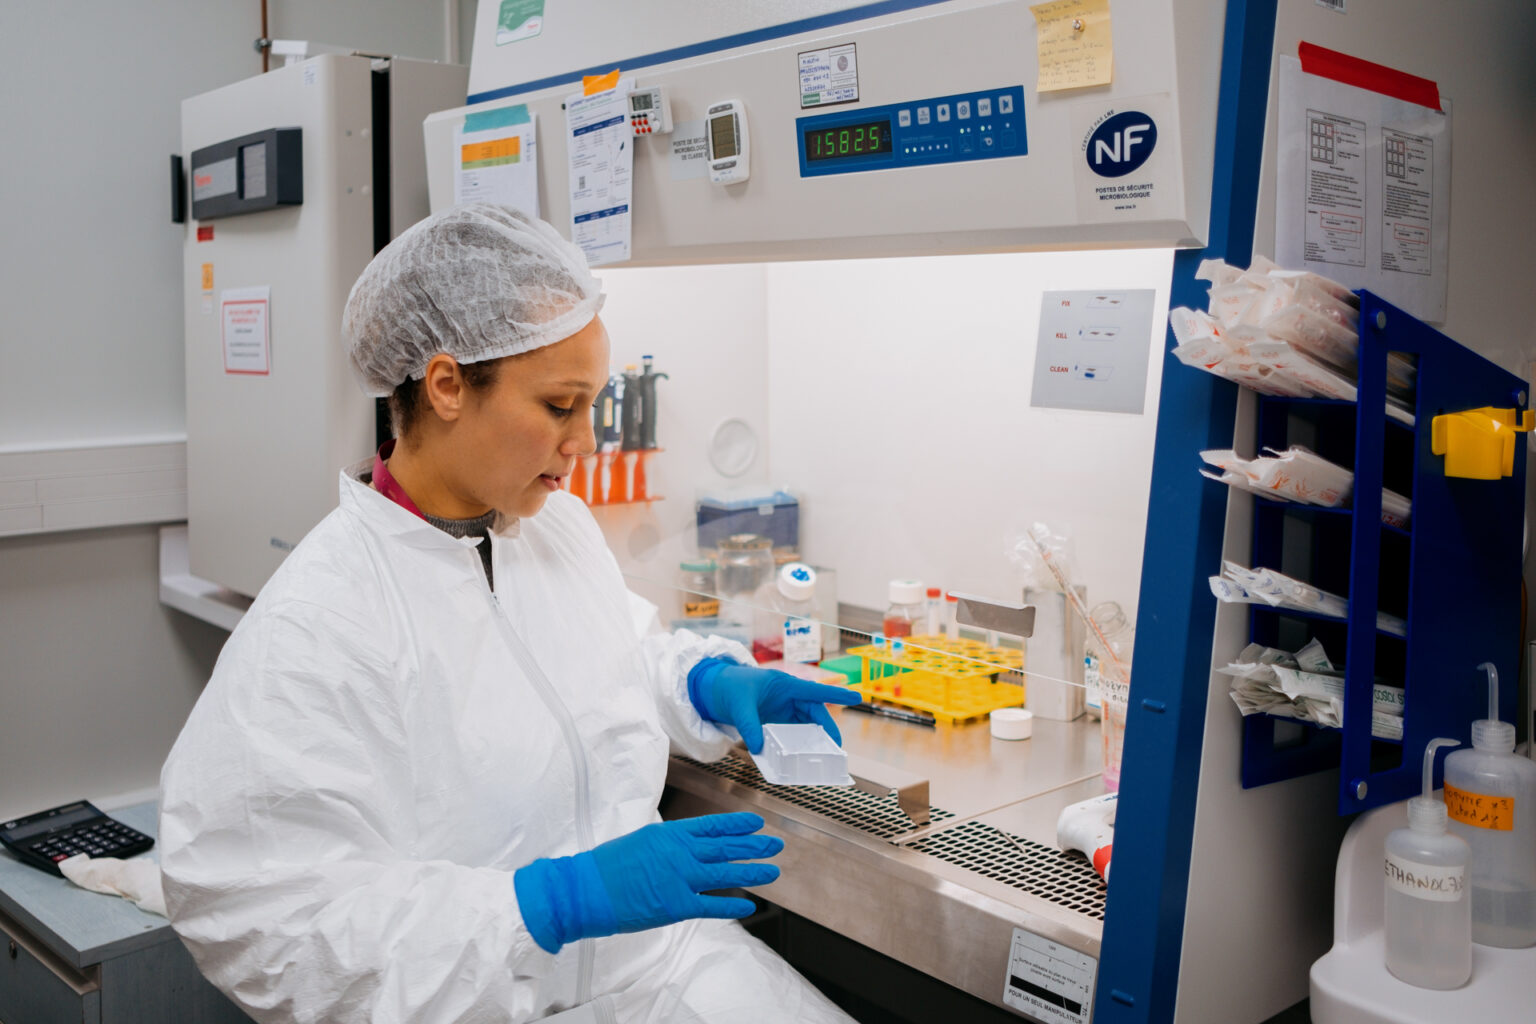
xmin=1084 ymin=111 xmax=1157 ymax=177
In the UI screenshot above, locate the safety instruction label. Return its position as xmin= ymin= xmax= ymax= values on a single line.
xmin=1444 ymin=782 xmax=1514 ymax=832
xmin=1003 ymin=928 xmax=1095 ymax=1024
xmin=798 ymin=43 xmax=859 ymax=108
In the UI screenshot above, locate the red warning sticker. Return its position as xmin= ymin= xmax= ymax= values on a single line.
xmin=197 ymin=225 xmax=214 ymax=242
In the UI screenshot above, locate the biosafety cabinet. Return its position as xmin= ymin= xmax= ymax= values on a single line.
xmin=421 ymin=2 xmax=1534 ymax=1022
xmin=180 ymin=56 xmax=467 ymax=599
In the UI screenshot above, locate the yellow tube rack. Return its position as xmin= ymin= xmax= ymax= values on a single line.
xmin=846 ymin=634 xmax=1025 ymax=726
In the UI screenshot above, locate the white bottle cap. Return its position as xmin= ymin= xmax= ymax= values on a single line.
xmin=990 ymin=707 xmax=1033 ymax=741
xmin=777 ymin=562 xmax=817 ymax=601
xmin=889 ymin=579 xmax=924 ymax=604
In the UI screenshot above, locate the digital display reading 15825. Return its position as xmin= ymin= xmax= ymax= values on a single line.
xmin=805 ymin=119 xmax=893 ymax=162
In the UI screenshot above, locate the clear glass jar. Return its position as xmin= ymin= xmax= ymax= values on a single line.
xmin=679 ymin=559 xmax=718 ymax=619
xmin=715 ymin=534 xmax=774 ymax=625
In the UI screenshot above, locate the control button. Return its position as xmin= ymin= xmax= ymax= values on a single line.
xmin=51 ymin=853 xmax=68 ymax=862
xmin=916 ymin=106 xmax=930 ymax=125
xmin=897 ymin=109 xmax=912 ymax=127
xmin=936 ymin=103 xmax=950 ymax=122
xmin=998 ymin=94 xmax=1014 ymax=114
xmin=1001 ymin=130 xmax=1018 ymax=150
xmin=982 ymin=135 xmax=995 ymax=149
xmin=960 ymin=136 xmax=975 ymax=153
xmin=977 ymin=97 xmax=992 ymax=117
xmin=956 ymin=100 xmax=971 ymax=119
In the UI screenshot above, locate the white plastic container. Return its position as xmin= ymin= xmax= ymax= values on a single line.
xmin=751 ymin=723 xmax=852 ymax=786
xmin=752 ymin=563 xmax=822 ymax=664
xmin=1384 ymin=737 xmax=1472 ymax=990
xmin=1444 ymin=662 xmax=1536 ymax=948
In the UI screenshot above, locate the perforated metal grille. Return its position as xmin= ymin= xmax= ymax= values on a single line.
xmin=909 ymin=820 xmax=1107 ymax=919
xmin=673 ymin=756 xmax=952 ymax=840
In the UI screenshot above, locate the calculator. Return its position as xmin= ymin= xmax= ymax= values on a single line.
xmin=0 ymin=800 xmax=154 ymax=877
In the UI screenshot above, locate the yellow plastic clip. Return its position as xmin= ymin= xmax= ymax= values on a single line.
xmin=1430 ymin=407 xmax=1532 ymax=479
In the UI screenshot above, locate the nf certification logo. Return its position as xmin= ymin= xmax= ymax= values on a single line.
xmin=1085 ymin=111 xmax=1157 ymax=178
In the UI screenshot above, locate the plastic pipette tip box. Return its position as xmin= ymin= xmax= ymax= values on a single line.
xmin=750 ymin=723 xmax=853 ymax=786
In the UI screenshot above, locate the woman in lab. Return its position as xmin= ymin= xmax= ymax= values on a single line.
xmin=158 ymin=203 xmax=860 ymax=1024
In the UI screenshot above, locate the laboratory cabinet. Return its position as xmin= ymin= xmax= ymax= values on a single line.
xmin=0 ymin=803 xmax=249 ymax=1024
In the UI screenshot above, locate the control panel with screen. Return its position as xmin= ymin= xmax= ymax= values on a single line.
xmin=796 ymin=85 xmax=1026 ymax=178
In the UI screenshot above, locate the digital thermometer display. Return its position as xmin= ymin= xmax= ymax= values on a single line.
xmin=804 ymin=119 xmax=892 ymax=162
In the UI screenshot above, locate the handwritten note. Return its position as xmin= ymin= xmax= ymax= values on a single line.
xmin=1031 ymin=0 xmax=1113 ymax=93
xmin=1444 ymin=782 xmax=1515 ymax=832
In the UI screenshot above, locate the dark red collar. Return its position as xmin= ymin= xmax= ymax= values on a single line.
xmin=371 ymin=439 xmax=427 ymax=521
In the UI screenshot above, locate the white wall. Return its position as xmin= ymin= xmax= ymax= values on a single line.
xmin=591 ymin=263 xmax=772 ymax=618
xmin=0 ymin=2 xmax=453 ymax=817
xmin=594 ymin=250 xmax=1174 ymax=642
xmin=766 ymin=251 xmax=1172 ymax=617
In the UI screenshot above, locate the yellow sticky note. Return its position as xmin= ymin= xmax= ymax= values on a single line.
xmin=1031 ymin=0 xmax=1113 ymax=93
xmin=583 ymin=69 xmax=621 ymax=95
xmin=200 ymin=263 xmax=214 ymax=292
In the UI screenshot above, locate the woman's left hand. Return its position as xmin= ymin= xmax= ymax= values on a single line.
xmin=687 ymin=658 xmax=863 ymax=754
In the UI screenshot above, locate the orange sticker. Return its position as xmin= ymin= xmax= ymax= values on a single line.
xmin=582 ymin=68 xmax=621 ymax=95
xmin=1444 ymin=781 xmax=1514 ymax=831
xmin=459 ymin=136 xmax=521 ymax=168
xmin=200 ymin=263 xmax=214 ymax=292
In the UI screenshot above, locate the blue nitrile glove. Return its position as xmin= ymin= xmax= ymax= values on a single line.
xmin=688 ymin=657 xmax=864 ymax=754
xmin=513 ymin=812 xmax=782 ymax=954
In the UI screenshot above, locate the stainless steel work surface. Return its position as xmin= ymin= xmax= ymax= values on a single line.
xmin=663 ymin=709 xmax=1111 ymax=1013
xmin=0 ymin=802 xmax=170 ymax=969
xmin=826 ymin=703 xmax=1104 ymax=824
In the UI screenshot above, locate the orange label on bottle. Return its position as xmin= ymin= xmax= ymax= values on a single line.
xmin=683 ymin=599 xmax=720 ymax=618
xmin=1444 ymin=781 xmax=1514 ymax=831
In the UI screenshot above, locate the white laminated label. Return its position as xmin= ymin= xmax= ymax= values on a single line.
xmin=1003 ymin=928 xmax=1095 ymax=1024
xmin=782 ymin=618 xmax=822 ymax=664
xmin=1385 ymin=851 xmax=1464 ymax=902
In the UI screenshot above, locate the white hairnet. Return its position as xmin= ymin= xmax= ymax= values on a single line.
xmin=343 ymin=203 xmax=605 ymax=397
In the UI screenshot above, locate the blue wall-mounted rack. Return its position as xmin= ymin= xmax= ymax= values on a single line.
xmin=1236 ymin=292 xmax=1528 ymax=813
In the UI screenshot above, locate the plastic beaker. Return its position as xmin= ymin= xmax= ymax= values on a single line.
xmin=1100 ymin=674 xmax=1130 ymax=792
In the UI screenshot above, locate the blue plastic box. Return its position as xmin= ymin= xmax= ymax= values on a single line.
xmin=695 ymin=489 xmax=799 ymax=552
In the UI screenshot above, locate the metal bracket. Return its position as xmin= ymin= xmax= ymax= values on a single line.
xmin=846 ymin=754 xmax=930 ymax=828
xmin=947 ymin=590 xmax=1036 ymax=639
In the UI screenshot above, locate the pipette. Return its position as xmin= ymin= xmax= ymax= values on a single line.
xmin=1025 ymin=526 xmax=1130 ymax=684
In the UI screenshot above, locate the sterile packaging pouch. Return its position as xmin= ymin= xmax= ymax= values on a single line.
xmin=1239 ymin=338 xmax=1360 ymax=402
xmin=1268 ymin=271 xmax=1361 ymax=326
xmin=751 ymin=723 xmax=853 ymax=786
xmin=1196 ymin=257 xmax=1244 ymax=288
xmin=1268 ymin=267 xmax=1357 ymax=306
xmin=1260 ymin=304 xmax=1360 ymax=374
xmin=1209 ymin=282 xmax=1263 ymax=328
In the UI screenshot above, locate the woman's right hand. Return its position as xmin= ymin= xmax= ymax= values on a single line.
xmin=513 ymin=812 xmax=782 ymax=954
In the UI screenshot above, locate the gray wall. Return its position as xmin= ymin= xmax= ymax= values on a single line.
xmin=0 ymin=2 xmax=460 ymax=821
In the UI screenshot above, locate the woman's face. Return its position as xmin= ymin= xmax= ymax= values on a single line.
xmin=450 ymin=315 xmax=608 ymax=518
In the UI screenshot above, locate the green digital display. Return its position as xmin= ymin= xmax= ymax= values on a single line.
xmin=805 ymin=119 xmax=892 ymax=162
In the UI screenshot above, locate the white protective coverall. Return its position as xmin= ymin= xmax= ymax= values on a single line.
xmin=159 ymin=462 xmax=853 ymax=1024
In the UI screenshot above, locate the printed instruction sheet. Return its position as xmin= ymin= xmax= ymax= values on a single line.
xmin=565 ymin=77 xmax=634 ymax=266
xmin=220 ymin=286 xmax=271 ymax=376
xmin=454 ymin=104 xmax=539 ymax=216
xmin=1276 ymin=56 xmax=1451 ymax=322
